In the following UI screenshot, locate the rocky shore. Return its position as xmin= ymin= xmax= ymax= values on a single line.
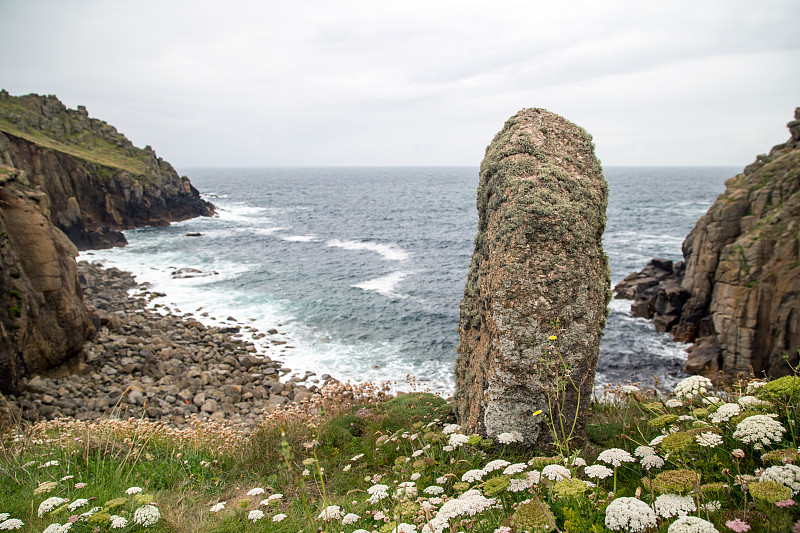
xmin=2 ymin=262 xmax=330 ymax=429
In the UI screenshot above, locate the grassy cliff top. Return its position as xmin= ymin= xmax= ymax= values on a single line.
xmin=0 ymin=91 xmax=157 ymax=176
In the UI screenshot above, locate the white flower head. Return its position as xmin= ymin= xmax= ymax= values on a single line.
xmin=442 ymin=423 xmax=461 ymax=435
xmin=461 ymin=469 xmax=486 ymax=483
xmin=604 ymin=497 xmax=657 ymax=532
xmin=125 ymin=486 xmax=142 ymax=495
xmin=585 ymin=464 xmax=614 ymax=479
xmin=695 ymin=432 xmax=723 ymax=448
xmin=246 ymin=487 xmax=265 ymax=496
xmin=109 ymin=515 xmax=128 ymax=529
xmin=248 ymin=509 xmax=264 ymax=522
xmin=272 ymin=513 xmax=287 ymax=522
xmin=621 ymin=385 xmax=640 ymax=395
xmin=665 ymin=399 xmax=683 ymax=408
xmin=448 ymin=433 xmax=470 ymax=447
xmin=38 ymin=497 xmax=68 ymax=517
xmin=541 ymin=464 xmax=571 ymax=481
xmin=674 ymin=375 xmax=713 ymax=400
xmin=484 ymin=459 xmax=510 ymax=472
xmin=0 ymin=518 xmax=24 ymax=530
xmin=503 ymin=463 xmax=527 ymax=475
xmin=133 ymin=505 xmax=161 ymax=527
xmin=317 ymin=505 xmax=342 ymax=521
xmin=641 ymin=454 xmax=665 ymax=470
xmin=597 ymin=448 xmax=635 ymax=467
xmin=367 ymin=483 xmax=390 ymax=504
xmin=733 ymin=414 xmax=786 ymax=450
xmin=738 ymin=395 xmax=772 ymax=408
xmin=709 ymin=403 xmax=740 ymax=424
xmin=210 ymin=502 xmax=226 ymax=513
xmin=667 ymin=515 xmax=719 ymax=532
xmin=342 ymin=513 xmax=360 ymax=525
xmin=654 ymin=494 xmax=697 ymax=518
xmin=496 ymin=431 xmax=523 ymax=444
xmin=760 ymin=464 xmax=800 ymax=494
xmin=67 ymin=499 xmax=89 ymax=511
xmin=634 ymin=446 xmax=656 ymax=458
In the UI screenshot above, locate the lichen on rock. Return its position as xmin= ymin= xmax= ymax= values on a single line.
xmin=455 ymin=108 xmax=610 ymax=448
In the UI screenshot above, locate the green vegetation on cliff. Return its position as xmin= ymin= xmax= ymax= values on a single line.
xmin=0 ymin=91 xmax=156 ymax=176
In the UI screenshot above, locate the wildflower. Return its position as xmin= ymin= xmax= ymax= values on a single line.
xmin=442 ymin=423 xmax=461 ymax=434
xmin=0 ymin=516 xmax=7 ymax=523
xmin=700 ymin=500 xmax=721 ymax=513
xmin=776 ymin=499 xmax=796 ymax=508
xmin=396 ymin=524 xmax=417 ymax=533
xmin=317 ymin=505 xmax=342 ymax=521
xmin=696 ymin=432 xmax=724 ymax=448
xmin=368 ymin=483 xmax=390 ymax=503
xmin=266 ymin=493 xmax=282 ymax=502
xmin=209 ymin=502 xmax=225 ymax=512
xmin=597 ymin=448 xmax=635 ymax=467
xmin=109 ymin=515 xmax=128 ymax=529
xmin=585 ymin=464 xmax=614 ymax=479
xmin=34 ymin=481 xmax=58 ymax=495
xmin=496 ymin=431 xmax=524 ymax=444
xmin=709 ymin=403 xmax=741 ymax=424
xmin=746 ymin=381 xmax=766 ymax=394
xmin=272 ymin=513 xmax=287 ymax=522
xmin=641 ymin=453 xmax=665 ymax=471
xmin=484 ymin=459 xmax=510 ymax=472
xmin=570 ymin=457 xmax=587 ymax=467
xmin=0 ymin=519 xmax=24 ymax=530
xmin=41 ymin=524 xmax=65 ymax=533
xmin=436 ymin=475 xmax=448 ymax=484
xmin=442 ymin=445 xmax=454 ymax=452
xmin=424 ymin=485 xmax=444 ymax=495
xmin=759 ymin=464 xmax=800 ymax=494
xmin=38 ymin=460 xmax=60 ymax=468
xmin=650 ymin=435 xmax=667 ymax=446
xmin=461 ymin=469 xmax=485 ymax=483
xmin=133 ymin=505 xmax=160 ymax=527
xmin=738 ymin=395 xmax=771 ymax=408
xmin=38 ymin=497 xmax=68 ymax=517
xmin=666 ymin=399 xmax=683 ymax=408
xmin=125 ymin=486 xmax=142 ymax=495
xmin=424 ymin=490 xmax=496 ymax=532
xmin=668 ymin=516 xmax=719 ymax=532
xmin=60 ymin=475 xmax=73 ymax=481
xmin=542 ymin=464 xmax=571 ymax=481
xmin=350 ymin=453 xmax=365 ymax=461
xmin=67 ymin=499 xmax=89 ymax=511
xmin=342 ymin=513 xmax=360 ymax=525
xmin=733 ymin=415 xmax=786 ymax=450
xmin=725 ymin=518 xmax=751 ymax=532
xmin=448 ymin=433 xmax=469 ymax=447
xmin=732 ymin=449 xmax=745 ymax=458
xmin=343 ymin=464 xmax=351 ymax=471
xmin=604 ymin=497 xmax=657 ymax=532
xmin=674 ymin=375 xmax=713 ymax=400
xmin=634 ymin=446 xmax=656 ymax=458
xmin=74 ymin=483 xmax=86 ymax=489
xmin=621 ymin=385 xmax=640 ymax=394
xmin=412 ymin=450 xmax=424 ymax=457
xmin=654 ymin=494 xmax=696 ymax=518
xmin=247 ymin=509 xmax=264 ymax=522
xmin=503 ymin=463 xmax=527 ymax=475
xmin=410 ymin=472 xmax=421 ymax=481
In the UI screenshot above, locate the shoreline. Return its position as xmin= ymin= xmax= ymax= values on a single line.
xmin=3 ymin=261 xmax=335 ymax=429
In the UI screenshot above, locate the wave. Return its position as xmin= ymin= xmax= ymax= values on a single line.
xmin=353 ymin=271 xmax=409 ymax=298
xmin=326 ymin=239 xmax=410 ymax=261
xmin=281 ymin=235 xmax=317 ymax=242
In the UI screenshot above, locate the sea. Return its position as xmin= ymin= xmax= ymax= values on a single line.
xmin=82 ymin=166 xmax=738 ymax=395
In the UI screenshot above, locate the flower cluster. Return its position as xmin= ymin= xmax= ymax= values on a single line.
xmin=673 ymin=375 xmax=713 ymax=400
xmin=604 ymin=497 xmax=658 ymax=532
xmin=733 ymin=415 xmax=786 ymax=449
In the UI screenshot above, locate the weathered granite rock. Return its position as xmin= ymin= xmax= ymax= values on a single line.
xmin=0 ymin=92 xmax=214 ymax=250
xmin=0 ymin=170 xmax=95 ymax=394
xmin=615 ymin=108 xmax=800 ymax=379
xmin=455 ymin=108 xmax=610 ymax=447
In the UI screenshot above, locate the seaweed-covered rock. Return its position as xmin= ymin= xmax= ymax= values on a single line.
xmin=455 ymin=108 xmax=610 ymax=447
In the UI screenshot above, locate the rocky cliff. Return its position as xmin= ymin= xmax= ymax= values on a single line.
xmin=615 ymin=108 xmax=800 ymax=379
xmin=455 ymin=108 xmax=610 ymax=447
xmin=0 ymin=167 xmax=95 ymax=394
xmin=0 ymin=91 xmax=214 ymax=249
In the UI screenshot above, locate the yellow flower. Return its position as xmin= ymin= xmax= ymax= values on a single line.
xmin=533 ymin=410 xmax=542 ymax=416
xmin=549 ymin=335 xmax=557 ymax=340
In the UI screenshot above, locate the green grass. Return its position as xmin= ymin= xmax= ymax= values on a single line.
xmin=3 ymin=374 xmax=800 ymax=532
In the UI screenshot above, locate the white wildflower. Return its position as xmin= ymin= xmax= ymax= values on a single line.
xmin=38 ymin=460 xmax=60 ymax=469
xmin=247 ymin=509 xmax=264 ymax=522
xmin=709 ymin=403 xmax=740 ymax=424
xmin=411 ymin=472 xmax=421 ymax=481
xmin=125 ymin=486 xmax=143 ymax=495
xmin=746 ymin=381 xmax=766 ymax=394
xmin=702 ymin=396 xmax=723 ymax=406
xmin=436 ymin=475 xmax=448 ymax=484
xmin=396 ymin=523 xmax=417 ymax=533
xmin=650 ymin=435 xmax=667 ymax=446
xmin=423 ymin=489 xmax=495 ymax=533
xmin=641 ymin=454 xmax=665 ymax=470
xmin=699 ymin=501 xmax=721 ymax=513
xmin=760 ymin=464 xmax=800 ymax=494
xmin=484 ymin=459 xmax=510 ymax=472
xmin=272 ymin=513 xmax=287 ymax=522
xmin=496 ymin=431 xmax=523 ymax=444
xmin=570 ymin=457 xmax=587 ymax=467
xmin=38 ymin=497 xmax=68 ymax=517
xmin=42 ymin=524 xmax=64 ymax=533
xmin=585 ymin=464 xmax=614 ymax=479
xmin=654 ymin=494 xmax=697 ymax=518
xmin=412 ymin=450 xmax=424 ymax=457
xmin=442 ymin=423 xmax=461 ymax=435
xmin=666 ymin=399 xmax=683 ymax=408
xmin=461 ymin=469 xmax=486 ymax=483
xmin=674 ymin=375 xmax=712 ymax=400
xmin=133 ymin=505 xmax=160 ymax=527
xmin=424 ymin=485 xmax=444 ymax=495
xmin=738 ymin=395 xmax=771 ymax=408
xmin=604 ymin=497 xmax=657 ymax=532
xmin=342 ymin=513 xmax=360 ymax=525
xmin=621 ymin=385 xmax=640 ymax=394
xmin=109 ymin=515 xmax=128 ymax=529
xmin=448 ymin=433 xmax=470 ymax=447
xmin=634 ymin=446 xmax=656 ymax=458
xmin=368 ymin=484 xmax=390 ymax=504
xmin=667 ymin=515 xmax=719 ymax=532
xmin=350 ymin=453 xmax=365 ymax=461
xmin=503 ymin=463 xmax=527 ymax=475
xmin=67 ymin=499 xmax=89 ymax=511
xmin=597 ymin=448 xmax=635 ymax=467
xmin=246 ymin=487 xmax=265 ymax=496
xmin=696 ymin=432 xmax=723 ymax=448
xmin=0 ymin=519 xmax=24 ymax=530
xmin=317 ymin=505 xmax=342 ymax=521
xmin=210 ymin=502 xmax=225 ymax=512
xmin=508 ymin=477 xmax=534 ymax=492
xmin=733 ymin=414 xmax=785 ymax=450
xmin=0 ymin=515 xmax=9 ymax=523
xmin=541 ymin=464 xmax=571 ymax=481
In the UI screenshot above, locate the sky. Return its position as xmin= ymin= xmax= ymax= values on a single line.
xmin=1 ymin=0 xmax=798 ymax=167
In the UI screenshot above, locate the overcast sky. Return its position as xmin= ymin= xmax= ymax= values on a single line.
xmin=1 ymin=0 xmax=798 ymax=167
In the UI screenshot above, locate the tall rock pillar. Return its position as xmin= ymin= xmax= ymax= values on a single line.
xmin=455 ymin=108 xmax=610 ymax=448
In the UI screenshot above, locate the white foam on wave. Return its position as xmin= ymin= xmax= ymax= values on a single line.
xmin=281 ymin=235 xmax=317 ymax=242
xmin=252 ymin=227 xmax=285 ymax=236
xmin=214 ymin=204 xmax=270 ymax=223
xmin=353 ymin=271 xmax=409 ymax=298
xmin=326 ymin=239 xmax=410 ymax=261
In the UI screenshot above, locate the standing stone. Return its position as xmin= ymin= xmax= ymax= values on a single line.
xmin=455 ymin=108 xmax=610 ymax=448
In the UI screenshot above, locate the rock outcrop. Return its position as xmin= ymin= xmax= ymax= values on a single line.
xmin=0 ymin=91 xmax=214 ymax=249
xmin=615 ymin=108 xmax=800 ymax=379
xmin=0 ymin=168 xmax=95 ymax=394
xmin=455 ymin=108 xmax=610 ymax=447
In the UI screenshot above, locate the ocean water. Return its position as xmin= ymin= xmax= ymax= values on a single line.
xmin=83 ymin=166 xmax=737 ymax=394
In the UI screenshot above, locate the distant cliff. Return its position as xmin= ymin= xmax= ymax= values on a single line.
xmin=615 ymin=108 xmax=800 ymax=379
xmin=455 ymin=108 xmax=610 ymax=447
xmin=0 ymin=91 xmax=215 ymax=394
xmin=0 ymin=91 xmax=214 ymax=249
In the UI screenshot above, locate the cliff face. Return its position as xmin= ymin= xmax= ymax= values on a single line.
xmin=0 ymin=91 xmax=214 ymax=249
xmin=615 ymin=108 xmax=800 ymax=379
xmin=455 ymin=108 xmax=610 ymax=447
xmin=0 ymin=168 xmax=95 ymax=394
